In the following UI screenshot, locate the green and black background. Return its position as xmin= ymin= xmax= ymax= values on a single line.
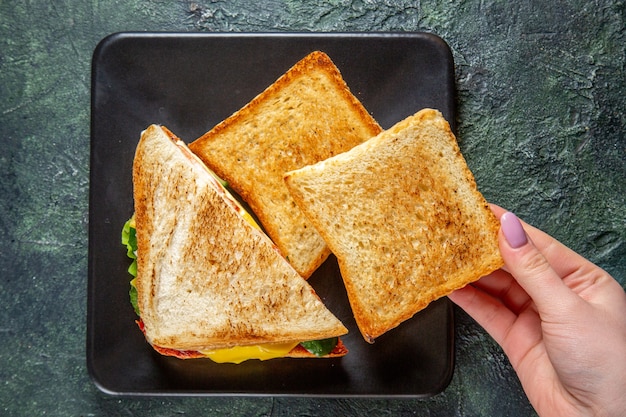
xmin=1 ymin=1 xmax=624 ymax=416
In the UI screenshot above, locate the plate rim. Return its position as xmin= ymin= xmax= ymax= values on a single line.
xmin=87 ymin=31 xmax=456 ymax=397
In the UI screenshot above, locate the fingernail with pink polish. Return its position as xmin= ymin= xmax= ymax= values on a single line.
xmin=501 ymin=212 xmax=527 ymax=248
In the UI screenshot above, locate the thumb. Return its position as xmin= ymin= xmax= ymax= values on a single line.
xmin=499 ymin=212 xmax=577 ymax=316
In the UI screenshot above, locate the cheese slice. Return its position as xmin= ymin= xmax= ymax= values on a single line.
xmin=199 ymin=342 xmax=300 ymax=364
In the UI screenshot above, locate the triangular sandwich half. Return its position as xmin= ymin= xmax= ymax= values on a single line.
xmin=131 ymin=125 xmax=348 ymax=362
xmin=284 ymin=109 xmax=503 ymax=342
xmin=189 ymin=51 xmax=382 ymax=278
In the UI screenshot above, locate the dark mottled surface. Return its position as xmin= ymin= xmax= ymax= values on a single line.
xmin=1 ymin=1 xmax=624 ymax=416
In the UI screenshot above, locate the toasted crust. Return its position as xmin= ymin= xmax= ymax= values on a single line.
xmin=189 ymin=51 xmax=382 ymax=278
xmin=137 ymin=320 xmax=347 ymax=359
xmin=132 ymin=125 xmax=347 ymax=352
xmin=285 ymin=109 xmax=504 ymax=342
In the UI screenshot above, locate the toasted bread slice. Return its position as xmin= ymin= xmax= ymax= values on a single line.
xmin=133 ymin=125 xmax=347 ymax=352
xmin=189 ymin=51 xmax=382 ymax=278
xmin=284 ymin=109 xmax=504 ymax=342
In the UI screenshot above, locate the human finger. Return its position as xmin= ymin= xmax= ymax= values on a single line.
xmin=499 ymin=211 xmax=580 ymax=316
xmin=450 ymin=279 xmax=546 ymax=372
xmin=470 ymin=269 xmax=533 ymax=315
xmin=447 ymin=284 xmax=518 ymax=348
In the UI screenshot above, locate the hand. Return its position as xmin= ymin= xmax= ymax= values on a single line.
xmin=448 ymin=204 xmax=626 ymax=417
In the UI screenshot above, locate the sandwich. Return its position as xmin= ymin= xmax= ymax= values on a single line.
xmin=189 ymin=51 xmax=382 ymax=279
xmin=122 ymin=124 xmax=348 ymax=362
xmin=284 ymin=109 xmax=504 ymax=343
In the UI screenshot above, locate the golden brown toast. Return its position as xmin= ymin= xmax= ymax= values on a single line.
xmin=284 ymin=109 xmax=504 ymax=342
xmin=189 ymin=51 xmax=382 ymax=278
xmin=133 ymin=125 xmax=348 ymax=352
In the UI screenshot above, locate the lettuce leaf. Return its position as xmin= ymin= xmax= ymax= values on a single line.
xmin=121 ymin=216 xmax=137 ymax=262
xmin=299 ymin=337 xmax=338 ymax=357
xmin=122 ymin=217 xmax=140 ymax=315
xmin=129 ymin=278 xmax=139 ymax=316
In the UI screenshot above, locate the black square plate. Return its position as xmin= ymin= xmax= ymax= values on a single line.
xmin=88 ymin=32 xmax=456 ymax=397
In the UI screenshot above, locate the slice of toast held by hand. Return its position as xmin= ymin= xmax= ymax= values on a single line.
xmin=189 ymin=51 xmax=382 ymax=278
xmin=284 ymin=109 xmax=504 ymax=342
